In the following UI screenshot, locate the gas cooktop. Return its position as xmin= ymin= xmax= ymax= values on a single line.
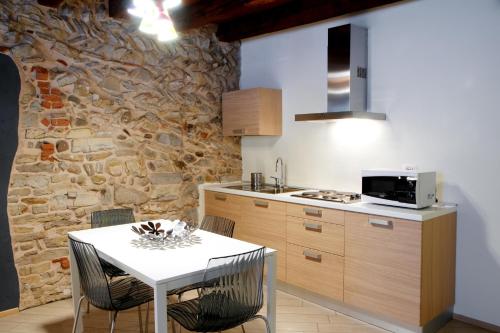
xmin=291 ymin=190 xmax=361 ymax=204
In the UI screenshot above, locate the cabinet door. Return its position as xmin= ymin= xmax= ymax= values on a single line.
xmin=240 ymin=197 xmax=287 ymax=281
xmin=204 ymin=191 xmax=242 ymax=237
xmin=344 ymin=212 xmax=422 ymax=325
xmin=222 ymin=88 xmax=282 ymax=136
xmin=287 ymin=243 xmax=344 ymax=301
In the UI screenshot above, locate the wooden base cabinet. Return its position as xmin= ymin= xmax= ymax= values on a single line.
xmin=344 ymin=212 xmax=456 ymax=326
xmin=204 ymin=191 xmax=243 ymax=237
xmin=287 ymin=243 xmax=344 ymax=301
xmin=239 ymin=197 xmax=287 ymax=281
xmin=285 ymin=204 xmax=345 ymax=301
xmin=205 ymin=191 xmax=457 ymax=328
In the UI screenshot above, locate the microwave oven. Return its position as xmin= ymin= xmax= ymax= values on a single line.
xmin=361 ymin=170 xmax=436 ymax=209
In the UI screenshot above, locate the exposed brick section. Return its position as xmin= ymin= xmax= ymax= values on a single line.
xmin=52 ymin=257 xmax=70 ymax=269
xmin=31 ymin=66 xmax=48 ymax=80
xmin=35 ymin=72 xmax=64 ymax=109
xmin=50 ymin=118 xmax=70 ymax=126
xmin=40 ymin=142 xmax=55 ymax=161
xmin=42 ymin=94 xmax=62 ymax=102
xmin=40 ymin=118 xmax=50 ymax=127
xmin=51 ymin=101 xmax=64 ymax=109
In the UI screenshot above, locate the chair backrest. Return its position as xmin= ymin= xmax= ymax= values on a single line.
xmin=91 ymin=208 xmax=135 ymax=229
xmin=198 ymin=247 xmax=266 ymax=330
xmin=68 ymin=236 xmax=114 ymax=310
xmin=200 ymin=215 xmax=235 ymax=238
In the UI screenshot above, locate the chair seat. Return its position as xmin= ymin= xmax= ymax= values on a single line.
xmin=167 ymin=294 xmax=258 ymax=332
xmin=167 ymin=277 xmax=219 ymax=297
xmin=100 ymin=259 xmax=128 ymax=278
xmin=109 ymin=277 xmax=154 ymax=311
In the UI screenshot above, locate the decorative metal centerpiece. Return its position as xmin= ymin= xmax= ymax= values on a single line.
xmin=131 ymin=219 xmax=195 ymax=242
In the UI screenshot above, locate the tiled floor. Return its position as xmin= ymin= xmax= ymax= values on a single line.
xmin=0 ymin=290 xmax=492 ymax=333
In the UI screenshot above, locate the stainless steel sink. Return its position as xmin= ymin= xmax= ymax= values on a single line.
xmin=225 ymin=184 xmax=304 ymax=194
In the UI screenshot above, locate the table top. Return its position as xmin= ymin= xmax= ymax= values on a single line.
xmin=68 ymin=222 xmax=276 ymax=287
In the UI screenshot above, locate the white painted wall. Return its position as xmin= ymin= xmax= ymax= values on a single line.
xmin=240 ymin=0 xmax=500 ymax=325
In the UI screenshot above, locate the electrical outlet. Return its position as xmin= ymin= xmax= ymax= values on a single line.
xmin=402 ymin=164 xmax=418 ymax=171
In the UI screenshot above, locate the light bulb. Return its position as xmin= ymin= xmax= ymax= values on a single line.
xmin=163 ymin=0 xmax=182 ymax=9
xmin=157 ymin=16 xmax=178 ymax=41
xmin=139 ymin=17 xmax=159 ymax=34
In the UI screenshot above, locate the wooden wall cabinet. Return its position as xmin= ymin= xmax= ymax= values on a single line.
xmin=222 ymin=88 xmax=282 ymax=136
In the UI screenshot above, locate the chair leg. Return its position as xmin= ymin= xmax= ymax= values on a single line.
xmin=171 ymin=318 xmax=176 ymax=333
xmin=145 ymin=302 xmax=150 ymax=333
xmin=86 ymin=299 xmax=90 ymax=313
xmin=72 ymin=296 xmax=85 ymax=333
xmin=138 ymin=304 xmax=143 ymax=333
xmin=241 ymin=324 xmax=246 ymax=333
xmin=110 ymin=311 xmax=118 ymax=333
xmin=251 ymin=315 xmax=270 ymax=333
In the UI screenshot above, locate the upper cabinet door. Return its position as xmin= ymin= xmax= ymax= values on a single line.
xmin=222 ymin=88 xmax=282 ymax=136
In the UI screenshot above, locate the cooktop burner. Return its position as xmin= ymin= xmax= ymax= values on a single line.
xmin=292 ymin=190 xmax=361 ymax=204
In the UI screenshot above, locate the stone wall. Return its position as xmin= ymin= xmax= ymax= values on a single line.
xmin=0 ymin=0 xmax=241 ymax=309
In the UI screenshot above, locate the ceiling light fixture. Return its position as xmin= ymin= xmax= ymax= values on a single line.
xmin=128 ymin=0 xmax=180 ymax=42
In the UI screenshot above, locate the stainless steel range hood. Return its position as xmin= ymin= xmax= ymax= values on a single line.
xmin=295 ymin=24 xmax=386 ymax=122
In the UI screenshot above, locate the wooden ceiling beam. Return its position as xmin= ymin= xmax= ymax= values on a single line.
xmin=37 ymin=0 xmax=64 ymax=8
xmin=170 ymin=0 xmax=293 ymax=32
xmin=108 ymin=0 xmax=131 ymax=19
xmin=216 ymin=0 xmax=406 ymax=41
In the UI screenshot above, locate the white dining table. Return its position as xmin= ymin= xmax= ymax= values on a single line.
xmin=68 ymin=223 xmax=277 ymax=333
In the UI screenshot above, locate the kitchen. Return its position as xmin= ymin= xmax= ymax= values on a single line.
xmin=0 ymin=0 xmax=499 ymax=333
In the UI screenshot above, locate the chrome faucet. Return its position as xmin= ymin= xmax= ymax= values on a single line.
xmin=271 ymin=157 xmax=285 ymax=189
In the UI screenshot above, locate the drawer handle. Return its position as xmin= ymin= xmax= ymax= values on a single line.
xmin=254 ymin=200 xmax=269 ymax=208
xmin=303 ymin=222 xmax=322 ymax=232
xmin=233 ymin=128 xmax=245 ymax=135
xmin=214 ymin=194 xmax=227 ymax=201
xmin=303 ymin=207 xmax=322 ymax=217
xmin=303 ymin=250 xmax=322 ymax=263
xmin=369 ymin=218 xmax=393 ymax=228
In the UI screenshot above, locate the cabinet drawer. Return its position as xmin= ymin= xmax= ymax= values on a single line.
xmin=287 ymin=243 xmax=343 ymax=301
xmin=287 ymin=204 xmax=344 ymax=225
xmin=287 ymin=216 xmax=344 ymax=256
xmin=344 ymin=212 xmax=422 ymax=325
xmin=205 ymin=191 xmax=242 ymax=236
xmin=240 ymin=197 xmax=287 ymax=281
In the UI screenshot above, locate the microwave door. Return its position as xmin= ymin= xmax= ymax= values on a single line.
xmin=362 ymin=176 xmax=417 ymax=205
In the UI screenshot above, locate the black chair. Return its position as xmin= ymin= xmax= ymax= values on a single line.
xmin=168 ymin=215 xmax=236 ymax=300
xmin=199 ymin=215 xmax=235 ymax=238
xmin=91 ymin=208 xmax=135 ymax=278
xmin=167 ymin=247 xmax=269 ymax=333
xmin=69 ymin=236 xmax=153 ymax=333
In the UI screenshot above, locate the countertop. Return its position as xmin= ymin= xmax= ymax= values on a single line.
xmin=200 ymin=183 xmax=457 ymax=222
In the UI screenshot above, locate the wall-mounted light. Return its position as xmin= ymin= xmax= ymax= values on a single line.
xmin=128 ymin=0 xmax=180 ymax=42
